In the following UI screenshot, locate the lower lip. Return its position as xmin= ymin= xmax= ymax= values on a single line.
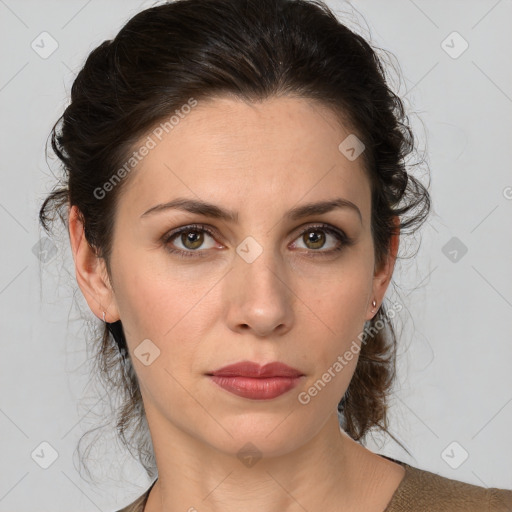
xmin=208 ymin=375 xmax=303 ymax=400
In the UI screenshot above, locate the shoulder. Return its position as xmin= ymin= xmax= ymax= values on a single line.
xmin=383 ymin=458 xmax=512 ymax=512
xmin=111 ymin=465 xmax=512 ymax=512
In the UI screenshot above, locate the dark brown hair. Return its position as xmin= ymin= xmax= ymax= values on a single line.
xmin=39 ymin=0 xmax=430 ymax=480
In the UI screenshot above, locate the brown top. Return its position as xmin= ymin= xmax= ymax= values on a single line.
xmin=115 ymin=455 xmax=512 ymax=512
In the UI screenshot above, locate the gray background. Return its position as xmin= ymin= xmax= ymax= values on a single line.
xmin=0 ymin=0 xmax=511 ymax=510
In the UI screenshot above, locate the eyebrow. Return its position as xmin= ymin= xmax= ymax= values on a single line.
xmin=140 ymin=197 xmax=362 ymax=224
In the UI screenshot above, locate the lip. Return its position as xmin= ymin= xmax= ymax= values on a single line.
xmin=208 ymin=361 xmax=303 ymax=378
xmin=206 ymin=361 xmax=304 ymax=400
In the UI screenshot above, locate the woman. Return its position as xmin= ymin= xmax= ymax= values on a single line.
xmin=39 ymin=0 xmax=512 ymax=510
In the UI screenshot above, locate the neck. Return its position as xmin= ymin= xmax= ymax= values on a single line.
xmin=143 ymin=407 xmax=381 ymax=512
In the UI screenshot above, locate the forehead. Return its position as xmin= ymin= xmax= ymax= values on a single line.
xmin=119 ymin=95 xmax=371 ymax=222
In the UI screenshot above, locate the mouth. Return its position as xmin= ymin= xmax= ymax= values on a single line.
xmin=206 ymin=361 xmax=304 ymax=400
xmin=207 ymin=361 xmax=304 ymax=378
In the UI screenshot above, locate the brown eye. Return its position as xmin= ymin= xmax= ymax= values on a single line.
xmin=291 ymin=224 xmax=351 ymax=254
xmin=163 ymin=224 xmax=217 ymax=257
xmin=302 ymin=229 xmax=327 ymax=250
xmin=180 ymin=230 xmax=205 ymax=250
xmin=162 ymin=222 xmax=353 ymax=259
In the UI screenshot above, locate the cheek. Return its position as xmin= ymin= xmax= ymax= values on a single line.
xmin=296 ymin=282 xmax=367 ymax=412
xmin=297 ymin=251 xmax=373 ymax=332
xmin=111 ymin=264 xmax=214 ymax=414
xmin=294 ymin=247 xmax=373 ymax=387
xmin=110 ymin=250 xmax=222 ymax=364
xmin=110 ymin=240 xmax=176 ymax=327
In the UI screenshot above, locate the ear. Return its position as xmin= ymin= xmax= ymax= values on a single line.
xmin=366 ymin=215 xmax=400 ymax=320
xmin=68 ymin=204 xmax=120 ymax=322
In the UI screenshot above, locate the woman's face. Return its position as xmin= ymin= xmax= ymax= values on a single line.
xmin=73 ymin=95 xmax=396 ymax=458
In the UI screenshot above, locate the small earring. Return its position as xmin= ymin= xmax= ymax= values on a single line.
xmin=102 ymin=311 xmax=106 ymax=323
xmin=371 ymin=300 xmax=377 ymax=313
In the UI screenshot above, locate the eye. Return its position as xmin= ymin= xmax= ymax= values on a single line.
xmin=162 ymin=224 xmax=219 ymax=258
xmin=162 ymin=223 xmax=354 ymax=259
xmin=290 ymin=224 xmax=354 ymax=256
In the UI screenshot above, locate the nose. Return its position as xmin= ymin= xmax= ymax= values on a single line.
xmin=223 ymin=243 xmax=294 ymax=338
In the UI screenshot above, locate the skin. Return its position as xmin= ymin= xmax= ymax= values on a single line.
xmin=69 ymin=96 xmax=404 ymax=512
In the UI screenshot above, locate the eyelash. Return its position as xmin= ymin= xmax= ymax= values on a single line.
xmin=161 ymin=223 xmax=354 ymax=259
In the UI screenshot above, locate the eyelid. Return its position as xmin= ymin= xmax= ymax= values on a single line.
xmin=161 ymin=223 xmax=221 ymax=246
xmin=289 ymin=223 xmax=354 ymax=252
xmin=161 ymin=221 xmax=354 ymax=257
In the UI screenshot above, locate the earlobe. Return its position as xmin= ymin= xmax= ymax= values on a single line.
xmin=68 ymin=205 xmax=120 ymax=322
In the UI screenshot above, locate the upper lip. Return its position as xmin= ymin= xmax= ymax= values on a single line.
xmin=208 ymin=361 xmax=304 ymax=378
